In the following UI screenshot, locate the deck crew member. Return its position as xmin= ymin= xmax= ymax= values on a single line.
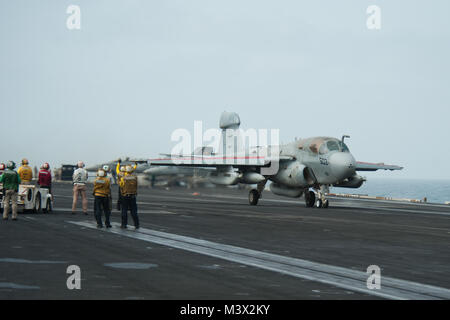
xmin=17 ymin=158 xmax=33 ymax=184
xmin=116 ymin=161 xmax=125 ymax=210
xmin=101 ymin=165 xmax=113 ymax=212
xmin=0 ymin=161 xmax=21 ymax=220
xmin=120 ymin=165 xmax=139 ymax=229
xmin=116 ymin=160 xmax=137 ymax=211
xmin=38 ymin=163 xmax=52 ymax=194
xmin=93 ymin=169 xmax=112 ymax=228
xmin=72 ymin=161 xmax=89 ymax=215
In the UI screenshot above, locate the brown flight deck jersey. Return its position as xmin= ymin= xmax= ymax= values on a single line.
xmin=93 ymin=177 xmax=111 ymax=197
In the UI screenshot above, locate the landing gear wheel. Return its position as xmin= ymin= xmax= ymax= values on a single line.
xmin=305 ymin=191 xmax=315 ymax=208
xmin=322 ymin=199 xmax=329 ymax=208
xmin=249 ymin=189 xmax=260 ymax=205
xmin=315 ymin=199 xmax=323 ymax=208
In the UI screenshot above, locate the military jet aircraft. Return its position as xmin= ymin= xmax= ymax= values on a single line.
xmin=150 ymin=112 xmax=403 ymax=208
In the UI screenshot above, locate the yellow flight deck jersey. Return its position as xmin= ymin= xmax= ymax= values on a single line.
xmin=120 ymin=174 xmax=138 ymax=196
xmin=93 ymin=176 xmax=111 ymax=197
xmin=116 ymin=163 xmax=124 ymax=185
xmin=116 ymin=163 xmax=137 ymax=184
xmin=18 ymin=165 xmax=33 ymax=182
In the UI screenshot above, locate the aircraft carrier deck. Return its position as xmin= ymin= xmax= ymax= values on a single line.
xmin=1 ymin=182 xmax=449 ymax=300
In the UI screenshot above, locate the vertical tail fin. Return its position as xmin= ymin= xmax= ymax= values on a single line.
xmin=219 ymin=111 xmax=242 ymax=156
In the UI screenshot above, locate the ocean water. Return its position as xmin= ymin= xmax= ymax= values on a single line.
xmin=332 ymin=178 xmax=450 ymax=204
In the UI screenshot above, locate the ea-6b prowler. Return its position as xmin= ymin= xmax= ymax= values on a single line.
xmin=150 ymin=112 xmax=403 ymax=208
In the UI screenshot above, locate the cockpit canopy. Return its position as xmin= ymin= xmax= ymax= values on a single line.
xmin=300 ymin=137 xmax=350 ymax=155
xmin=319 ymin=139 xmax=350 ymax=154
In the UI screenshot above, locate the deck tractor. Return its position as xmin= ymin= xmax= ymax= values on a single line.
xmin=0 ymin=184 xmax=53 ymax=214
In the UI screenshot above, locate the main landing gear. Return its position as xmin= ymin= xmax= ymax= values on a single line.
xmin=248 ymin=179 xmax=267 ymax=206
xmin=305 ymin=186 xmax=329 ymax=209
xmin=249 ymin=189 xmax=260 ymax=205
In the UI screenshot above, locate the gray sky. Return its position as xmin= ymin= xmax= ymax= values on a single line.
xmin=1 ymin=0 xmax=449 ymax=179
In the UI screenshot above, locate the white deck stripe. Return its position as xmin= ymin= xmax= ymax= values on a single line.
xmin=68 ymin=220 xmax=450 ymax=300
xmin=54 ymin=194 xmax=450 ymax=216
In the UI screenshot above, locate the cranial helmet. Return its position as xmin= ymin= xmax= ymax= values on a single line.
xmin=0 ymin=163 xmax=5 ymax=170
xmin=43 ymin=162 xmax=50 ymax=170
xmin=120 ymin=166 xmax=125 ymax=172
xmin=97 ymin=169 xmax=106 ymax=177
xmin=77 ymin=161 xmax=85 ymax=168
xmin=7 ymin=161 xmax=16 ymax=169
xmin=125 ymin=165 xmax=133 ymax=173
xmin=102 ymin=165 xmax=110 ymax=172
xmin=22 ymin=158 xmax=29 ymax=165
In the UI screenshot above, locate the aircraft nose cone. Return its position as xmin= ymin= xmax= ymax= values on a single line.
xmin=329 ymin=152 xmax=356 ymax=179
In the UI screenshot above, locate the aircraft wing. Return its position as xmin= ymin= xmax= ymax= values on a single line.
xmin=356 ymin=161 xmax=403 ymax=171
xmin=149 ymin=155 xmax=294 ymax=168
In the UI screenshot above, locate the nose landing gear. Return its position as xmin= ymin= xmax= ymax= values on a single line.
xmin=305 ymin=186 xmax=330 ymax=208
xmin=315 ymin=198 xmax=329 ymax=208
xmin=305 ymin=190 xmax=315 ymax=207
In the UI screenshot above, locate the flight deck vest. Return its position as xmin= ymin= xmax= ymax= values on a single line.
xmin=120 ymin=175 xmax=137 ymax=196
xmin=1 ymin=169 xmax=20 ymax=191
xmin=18 ymin=165 xmax=33 ymax=182
xmin=94 ymin=177 xmax=111 ymax=197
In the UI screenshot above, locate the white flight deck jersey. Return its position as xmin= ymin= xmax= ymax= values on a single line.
xmin=73 ymin=168 xmax=89 ymax=185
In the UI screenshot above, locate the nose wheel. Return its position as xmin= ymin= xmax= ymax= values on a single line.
xmin=315 ymin=199 xmax=329 ymax=208
xmin=305 ymin=190 xmax=315 ymax=207
xmin=305 ymin=187 xmax=330 ymax=208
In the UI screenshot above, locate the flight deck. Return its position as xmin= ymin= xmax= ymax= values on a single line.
xmin=1 ymin=182 xmax=449 ymax=300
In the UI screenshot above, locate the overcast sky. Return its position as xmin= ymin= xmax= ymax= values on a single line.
xmin=1 ymin=0 xmax=449 ymax=179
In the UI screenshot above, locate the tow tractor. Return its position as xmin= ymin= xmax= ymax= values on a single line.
xmin=0 ymin=184 xmax=53 ymax=213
